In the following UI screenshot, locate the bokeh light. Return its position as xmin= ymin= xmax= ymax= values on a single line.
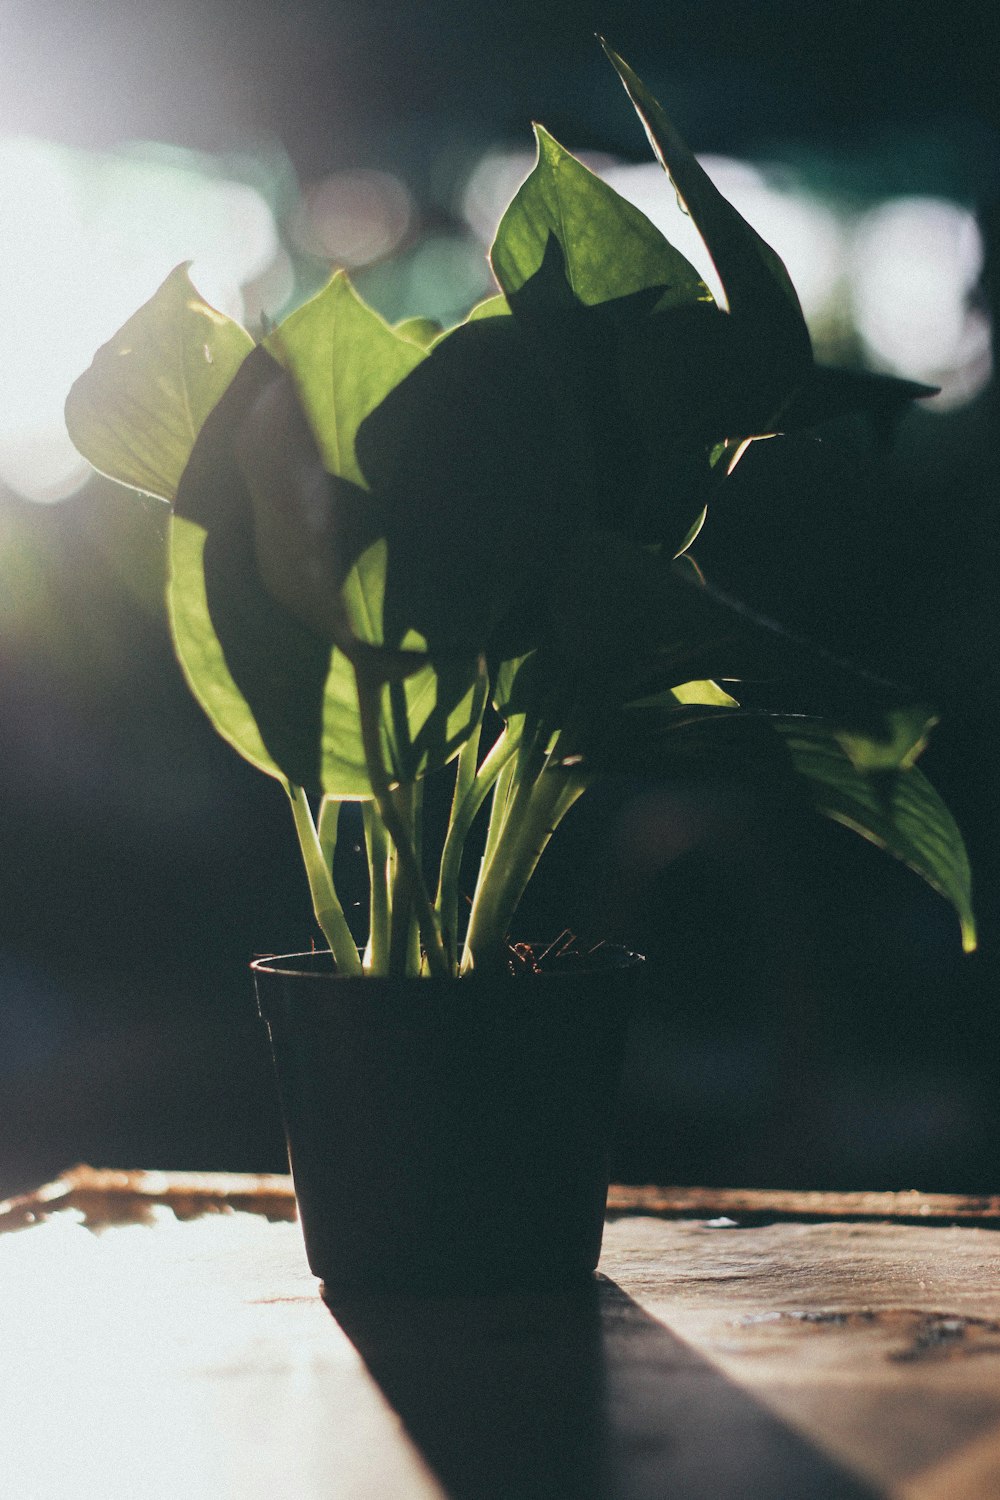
xmin=849 ymin=197 xmax=991 ymax=410
xmin=0 ymin=138 xmax=280 ymax=504
xmin=460 ymin=148 xmax=542 ymax=245
xmin=355 ymin=231 xmax=494 ymax=328
xmin=289 ymin=168 xmax=413 ymax=267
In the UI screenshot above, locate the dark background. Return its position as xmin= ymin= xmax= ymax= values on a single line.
xmin=1 ymin=0 xmax=998 ymax=1196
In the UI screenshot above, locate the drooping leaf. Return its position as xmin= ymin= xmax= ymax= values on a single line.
xmin=776 ymin=720 xmax=976 ymax=952
xmin=491 ymin=124 xmax=711 ymax=311
xmin=835 ymin=705 xmax=938 ymax=772
xmin=65 ymin=263 xmax=254 ymax=501
xmin=560 ymin=684 xmax=974 ymax=950
xmin=264 ymin=270 xmax=425 ymax=488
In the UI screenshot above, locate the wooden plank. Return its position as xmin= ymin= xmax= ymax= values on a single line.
xmin=0 ymin=1194 xmax=442 ymax=1499
xmin=4 ymin=1169 xmax=999 ymax=1233
xmin=607 ymin=1183 xmax=1000 ymax=1228
xmin=0 ymin=1165 xmax=298 ymax=1232
xmin=4 ymin=1172 xmax=1000 ymax=1496
xmin=900 ymin=1421 xmax=1000 ymax=1500
xmin=601 ymin=1215 xmax=1000 ymax=1499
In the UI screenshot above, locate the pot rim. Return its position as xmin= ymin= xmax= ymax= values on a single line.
xmin=251 ymin=945 xmax=643 ymax=983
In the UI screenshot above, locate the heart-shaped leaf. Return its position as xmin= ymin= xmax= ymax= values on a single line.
xmin=264 ymin=270 xmax=426 ymax=489
xmin=169 ymin=348 xmax=487 ymax=795
xmin=65 ymin=263 xmax=254 ymax=501
xmin=491 ymin=124 xmax=711 ymax=311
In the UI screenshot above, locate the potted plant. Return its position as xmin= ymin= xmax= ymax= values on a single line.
xmin=65 ymin=46 xmax=974 ymax=1293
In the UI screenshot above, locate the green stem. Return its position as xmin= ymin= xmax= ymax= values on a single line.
xmin=362 ymin=800 xmax=390 ymax=972
xmin=388 ymin=783 xmax=416 ymax=976
xmin=435 ymin=724 xmax=520 ymax=969
xmin=317 ymin=795 xmax=340 ymax=876
xmin=462 ymin=767 xmax=586 ymax=974
xmin=480 ymin=747 xmax=517 ymax=877
xmin=354 ymin=664 xmax=449 ymax=979
xmin=286 ymin=783 xmax=362 ymax=975
xmin=474 ymin=718 xmax=548 ymax=902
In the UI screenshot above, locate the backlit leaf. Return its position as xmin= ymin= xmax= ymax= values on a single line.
xmin=491 ymin=125 xmax=711 ymax=310
xmin=169 ymin=350 xmax=487 ymax=796
xmin=65 ymin=263 xmax=254 ymax=501
xmin=602 ymin=43 xmax=808 ymax=350
xmin=777 ymin=720 xmax=976 ymax=952
xmin=264 ymin=270 xmax=425 ymax=488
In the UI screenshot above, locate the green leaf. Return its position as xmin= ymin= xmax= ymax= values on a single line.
xmin=464 ymin=293 xmax=511 ymax=322
xmin=777 ymin=720 xmax=976 ymax=952
xmin=602 ymin=43 xmax=809 ymax=355
xmin=631 ymin=679 xmax=740 ymax=710
xmin=169 ymin=514 xmax=487 ymax=798
xmin=168 ymin=512 xmax=288 ymax=780
xmin=491 ymin=124 xmax=711 ymax=311
xmin=352 ymin=311 xmax=601 ymax=655
xmin=168 ymin=350 xmax=487 ymax=796
xmin=559 ymin=686 xmax=974 ymax=952
xmin=65 ymin=263 xmax=254 ymax=501
xmin=394 ymin=315 xmax=444 ymax=349
xmin=549 ymin=529 xmax=907 ymax=729
xmin=264 ymin=270 xmax=425 ymax=488
xmin=835 ymin=706 xmax=938 ymax=773
xmin=780 ymin=364 xmax=939 ymax=437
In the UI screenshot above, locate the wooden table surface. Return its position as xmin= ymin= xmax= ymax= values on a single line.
xmin=2 ymin=1168 xmax=999 ymax=1499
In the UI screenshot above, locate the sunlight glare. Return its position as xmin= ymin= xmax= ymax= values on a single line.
xmin=0 ymin=139 xmax=280 ymax=503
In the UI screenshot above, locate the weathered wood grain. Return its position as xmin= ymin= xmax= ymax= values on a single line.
xmin=606 ymin=1183 xmax=1000 ymax=1227
xmin=4 ymin=1168 xmax=998 ymax=1233
xmin=3 ymin=1173 xmax=1000 ymax=1497
xmin=601 ymin=1215 xmax=1000 ymax=1498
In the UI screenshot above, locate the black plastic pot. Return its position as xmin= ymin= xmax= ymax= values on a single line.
xmin=253 ymin=947 xmax=639 ymax=1295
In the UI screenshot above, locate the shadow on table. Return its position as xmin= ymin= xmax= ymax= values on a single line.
xmin=325 ymin=1275 xmax=879 ymax=1499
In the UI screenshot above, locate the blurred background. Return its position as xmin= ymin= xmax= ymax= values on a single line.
xmin=1 ymin=0 xmax=998 ymax=1197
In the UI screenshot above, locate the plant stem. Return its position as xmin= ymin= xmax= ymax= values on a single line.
xmin=354 ymin=664 xmax=449 ymax=979
xmin=317 ymin=794 xmax=340 ymax=876
xmin=472 ymin=718 xmax=547 ymax=905
xmin=462 ymin=765 xmax=586 ymax=974
xmin=362 ymin=800 xmax=390 ymax=972
xmin=387 ymin=782 xmax=424 ymax=977
xmin=286 ymin=783 xmax=362 ymax=975
xmin=435 ymin=724 xmax=521 ymax=969
xmin=480 ymin=747 xmax=517 ymax=878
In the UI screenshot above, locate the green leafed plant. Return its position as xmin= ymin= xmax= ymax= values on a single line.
xmin=65 ymin=47 xmax=976 ymax=976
